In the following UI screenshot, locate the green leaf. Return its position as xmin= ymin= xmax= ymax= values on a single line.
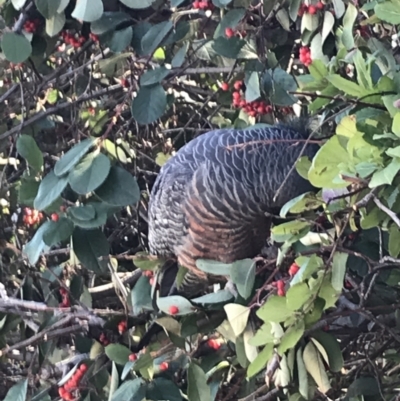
xmin=140 ymin=67 xmax=170 ymax=86
xmin=375 ymin=0 xmax=400 ymax=24
xmin=23 ymin=221 xmax=51 ymax=265
xmin=296 ymin=348 xmax=309 ymax=399
xmin=196 ymin=259 xmax=232 ymax=276
xmin=277 ymin=320 xmax=305 ymax=354
xmin=46 ymin=12 xmax=65 ymax=37
xmin=392 ymin=112 xmax=400 ymax=137
xmin=69 ymin=205 xmax=96 ymax=221
xmin=245 ymin=72 xmax=260 ymax=103
xmin=247 ymin=343 xmax=273 ymax=378
xmin=1 ymin=32 xmax=32 ymax=63
xmin=95 ymin=165 xmax=140 ymax=206
xmin=187 ymin=363 xmax=211 ymax=401
xmin=130 ymin=275 xmax=153 ymax=315
xmin=332 ymin=0 xmax=345 ymax=17
xmin=111 ymin=378 xmax=147 ymax=401
xmin=34 ymin=171 xmax=68 ymax=211
xmin=71 ymin=0 xmax=103 ymax=22
xmin=230 ymin=259 xmax=255 ymax=299
xmin=308 ymin=135 xmax=349 ymax=189
xmin=18 ymin=179 xmax=39 ymax=206
xmin=171 ymin=42 xmax=188 ymax=68
xmin=308 ymin=60 xmax=328 ymax=80
xmin=146 ymin=378 xmax=182 ymax=401
xmin=54 ymin=138 xmax=96 ymax=177
xmin=331 ymin=252 xmax=347 ymax=292
xmin=105 ymin=344 xmax=132 ymax=365
xmin=72 ymin=227 xmax=109 ymax=273
xmin=91 ymin=12 xmax=131 ymax=35
xmin=109 ymin=27 xmax=133 ymax=53
xmin=141 ymin=21 xmax=173 ymax=55
xmin=68 ymin=152 xmax=111 ymax=195
xmin=256 ymin=295 xmax=293 ymax=323
xmin=156 ymin=295 xmax=195 ymax=316
xmin=326 ymin=75 xmax=366 ymax=97
xmin=280 ymin=193 xmax=323 ymax=218
xmin=42 ymin=217 xmax=74 ymax=246
xmin=131 ymin=84 xmax=167 ymax=125
xmin=271 ymin=220 xmax=311 ymax=243
xmin=369 ymin=159 xmax=400 ymax=188
xmin=341 ymin=3 xmax=357 ymax=50
xmin=389 ymin=225 xmax=400 ymax=257
xmin=35 ymin=0 xmax=61 ymax=18
xmin=212 ymin=37 xmax=246 ymax=59
xmin=120 ymin=0 xmax=155 ymax=9
xmin=321 ymin=11 xmax=335 ymax=46
xmin=69 ymin=202 xmax=112 ymax=229
xmin=16 ymin=135 xmax=43 ymax=172
xmin=191 ymin=290 xmax=234 ymax=305
xmin=303 ymin=342 xmax=331 ymax=393
xmin=310 ymin=331 xmax=344 ymax=372
xmin=286 ymin=283 xmax=312 ymax=311
xmin=224 ymin=304 xmax=250 ymax=337
xmin=3 ymin=379 xmax=28 ymax=401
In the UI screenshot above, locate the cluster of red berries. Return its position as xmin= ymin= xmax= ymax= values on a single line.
xmin=23 ymin=19 xmax=40 ymax=33
xmin=99 ymin=332 xmax=110 ymax=346
xmin=223 ymin=80 xmax=273 ymax=117
xmin=225 ymin=27 xmax=247 ymax=39
xmin=276 ymin=280 xmax=285 ymax=296
xmin=288 ymin=263 xmax=300 ymax=276
xmin=192 ymin=0 xmax=214 ymax=10
xmin=299 ymin=46 xmax=312 ymax=67
xmin=59 ymin=288 xmax=70 ymax=308
xmin=58 ymin=363 xmax=88 ymax=401
xmin=298 ymin=2 xmax=324 ymax=16
xmin=207 ymin=339 xmax=221 ymax=350
xmin=61 ymin=31 xmax=86 ymax=48
xmin=117 ymin=320 xmax=127 ymax=335
xmin=23 ymin=208 xmax=43 ymax=227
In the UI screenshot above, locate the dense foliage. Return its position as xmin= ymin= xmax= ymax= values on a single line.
xmin=1 ymin=0 xmax=400 ymax=400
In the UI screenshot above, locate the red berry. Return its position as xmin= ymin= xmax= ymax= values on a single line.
xmin=169 ymin=305 xmax=179 ymax=315
xmin=207 ymin=339 xmax=221 ymax=350
xmin=225 ymin=27 xmax=235 ymax=38
xmin=129 ymin=353 xmax=137 ymax=362
xmin=221 ymin=82 xmax=229 ymax=91
xmin=257 ymin=106 xmax=265 ymax=114
xmin=264 ymin=105 xmax=272 ymax=114
xmin=51 ymin=213 xmax=59 ymax=222
xmin=233 ymin=80 xmax=243 ymax=90
xmin=142 ymin=270 xmax=154 ymax=278
xmin=58 ymin=387 xmax=66 ymax=397
xmin=308 ymin=5 xmax=317 ymax=14
xmin=277 ymin=288 xmax=285 ymax=297
xmin=239 ymin=100 xmax=247 ymax=108
xmin=232 ymin=91 xmax=241 ymax=100
xmin=198 ymin=1 xmax=209 ymax=8
xmin=79 ymin=364 xmax=87 ymax=372
xmin=121 ymin=78 xmax=129 ymax=88
xmin=277 ymin=280 xmax=285 ymax=290
xmin=316 ymin=1 xmax=324 ymax=9
xmin=159 ymin=361 xmax=169 ymax=371
xmin=193 ymin=0 xmax=200 ymax=8
xmin=289 ymin=263 xmax=300 ymax=276
xmin=64 ymin=393 xmax=73 ymax=401
xmin=248 ymin=110 xmax=257 ymax=117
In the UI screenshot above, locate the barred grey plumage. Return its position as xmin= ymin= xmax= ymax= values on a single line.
xmin=148 ymin=119 xmax=319 ymax=295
